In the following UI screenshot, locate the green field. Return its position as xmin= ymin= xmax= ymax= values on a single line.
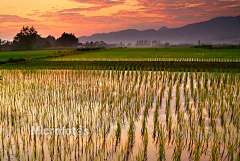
xmin=1 ymin=48 xmax=240 ymax=63
xmin=2 ymin=60 xmax=240 ymax=72
xmin=47 ymin=48 xmax=240 ymax=61
xmin=0 ymin=49 xmax=74 ymax=62
xmin=1 ymin=48 xmax=240 ymax=72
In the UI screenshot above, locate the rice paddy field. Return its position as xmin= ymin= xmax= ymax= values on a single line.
xmin=48 ymin=48 xmax=240 ymax=62
xmin=0 ymin=48 xmax=240 ymax=160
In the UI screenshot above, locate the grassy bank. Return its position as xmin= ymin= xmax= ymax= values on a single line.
xmin=0 ymin=49 xmax=74 ymax=62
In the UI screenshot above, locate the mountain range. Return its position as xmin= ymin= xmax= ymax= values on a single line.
xmin=79 ymin=16 xmax=240 ymax=44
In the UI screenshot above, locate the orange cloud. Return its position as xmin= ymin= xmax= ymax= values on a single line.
xmin=70 ymin=0 xmax=125 ymax=8
xmin=0 ymin=15 xmax=34 ymax=24
xmin=0 ymin=0 xmax=240 ymax=40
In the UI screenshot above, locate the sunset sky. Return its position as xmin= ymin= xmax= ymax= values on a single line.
xmin=0 ymin=0 xmax=240 ymax=40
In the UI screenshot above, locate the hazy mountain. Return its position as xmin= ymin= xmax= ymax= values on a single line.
xmin=158 ymin=26 xmax=169 ymax=32
xmin=79 ymin=16 xmax=240 ymax=44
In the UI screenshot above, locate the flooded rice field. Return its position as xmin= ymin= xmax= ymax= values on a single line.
xmin=0 ymin=69 xmax=239 ymax=160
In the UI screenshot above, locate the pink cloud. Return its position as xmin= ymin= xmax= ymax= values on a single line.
xmin=59 ymin=6 xmax=104 ymax=12
xmin=133 ymin=0 xmax=240 ymax=27
xmin=0 ymin=15 xmax=34 ymax=24
xmin=70 ymin=0 xmax=125 ymax=8
xmin=1 ymin=0 xmax=240 ymax=40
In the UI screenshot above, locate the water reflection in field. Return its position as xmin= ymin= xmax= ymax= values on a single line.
xmin=0 ymin=69 xmax=239 ymax=160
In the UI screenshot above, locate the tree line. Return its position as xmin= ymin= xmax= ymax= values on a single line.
xmin=0 ymin=26 xmax=79 ymax=51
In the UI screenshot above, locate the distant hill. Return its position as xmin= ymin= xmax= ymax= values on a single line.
xmin=79 ymin=16 xmax=240 ymax=44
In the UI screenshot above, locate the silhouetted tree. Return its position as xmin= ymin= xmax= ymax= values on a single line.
xmin=13 ymin=26 xmax=39 ymax=50
xmin=0 ymin=40 xmax=13 ymax=51
xmin=94 ymin=41 xmax=100 ymax=46
xmin=12 ymin=26 xmax=50 ymax=50
xmin=165 ymin=42 xmax=170 ymax=47
xmin=34 ymin=36 xmax=51 ymax=49
xmin=46 ymin=35 xmax=57 ymax=47
xmin=90 ymin=41 xmax=94 ymax=46
xmin=57 ymin=32 xmax=78 ymax=47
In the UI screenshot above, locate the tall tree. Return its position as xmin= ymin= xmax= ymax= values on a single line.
xmin=13 ymin=26 xmax=39 ymax=50
xmin=57 ymin=32 xmax=79 ymax=47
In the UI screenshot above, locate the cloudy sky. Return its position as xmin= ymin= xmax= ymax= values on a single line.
xmin=0 ymin=0 xmax=240 ymax=40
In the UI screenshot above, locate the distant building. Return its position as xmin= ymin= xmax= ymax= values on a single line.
xmin=79 ymin=41 xmax=117 ymax=48
xmin=135 ymin=40 xmax=151 ymax=47
xmin=152 ymin=40 xmax=162 ymax=47
xmin=127 ymin=43 xmax=132 ymax=47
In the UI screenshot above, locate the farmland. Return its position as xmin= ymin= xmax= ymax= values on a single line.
xmin=0 ymin=48 xmax=240 ymax=160
xmin=0 ymin=69 xmax=239 ymax=160
xmin=48 ymin=48 xmax=240 ymax=62
xmin=2 ymin=60 xmax=240 ymax=73
xmin=1 ymin=48 xmax=240 ymax=71
xmin=0 ymin=49 xmax=74 ymax=63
